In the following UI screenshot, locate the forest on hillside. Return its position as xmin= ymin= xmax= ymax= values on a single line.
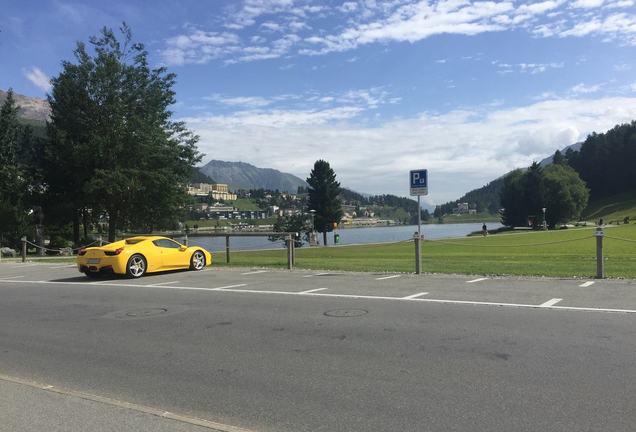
xmin=436 ymin=121 xmax=636 ymax=217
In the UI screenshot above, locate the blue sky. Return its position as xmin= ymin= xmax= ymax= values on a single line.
xmin=3 ymin=0 xmax=636 ymax=204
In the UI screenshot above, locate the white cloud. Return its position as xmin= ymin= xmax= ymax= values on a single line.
xmin=160 ymin=0 xmax=636 ymax=65
xmin=571 ymin=83 xmax=602 ymax=93
xmin=338 ymin=2 xmax=358 ymax=13
xmin=630 ymin=82 xmax=636 ymax=92
xmin=571 ymin=0 xmax=605 ymax=8
xmin=184 ymin=96 xmax=636 ymax=201
xmin=301 ymin=1 xmax=514 ymax=55
xmin=555 ymin=12 xmax=636 ymax=43
xmin=162 ymin=30 xmax=241 ymax=65
xmin=517 ymin=1 xmax=565 ymax=15
xmin=494 ymin=61 xmax=564 ymax=74
xmin=205 ymin=94 xmax=273 ymax=108
xmin=23 ymin=67 xmax=51 ymax=92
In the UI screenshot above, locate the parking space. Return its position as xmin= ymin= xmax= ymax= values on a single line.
xmin=1 ymin=262 xmax=636 ymax=314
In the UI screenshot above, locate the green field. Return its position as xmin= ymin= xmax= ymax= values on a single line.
xmin=582 ymin=193 xmax=636 ymax=224
xmin=213 ymin=224 xmax=636 ymax=278
xmin=435 ymin=212 xmax=501 ymax=224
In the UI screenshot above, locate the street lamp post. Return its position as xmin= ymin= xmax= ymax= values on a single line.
xmin=542 ymin=207 xmax=547 ymax=230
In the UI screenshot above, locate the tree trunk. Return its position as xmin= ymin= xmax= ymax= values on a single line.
xmin=72 ymin=211 xmax=80 ymax=247
xmin=108 ymin=213 xmax=117 ymax=243
xmin=322 ymin=230 xmax=328 ymax=246
xmin=82 ymin=209 xmax=89 ymax=240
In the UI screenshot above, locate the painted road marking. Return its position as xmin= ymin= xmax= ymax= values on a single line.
xmin=467 ymin=277 xmax=489 ymax=283
xmin=300 ymin=288 xmax=328 ymax=294
xmin=579 ymin=281 xmax=595 ymax=287
xmin=9 ymin=263 xmax=40 ymax=268
xmin=375 ymin=275 xmax=401 ymax=281
xmin=48 ymin=264 xmax=76 ymax=269
xmin=302 ymin=272 xmax=332 ymax=278
xmin=241 ymin=270 xmax=269 ymax=275
xmin=1 ymin=280 xmax=635 ymax=314
xmin=0 ymin=275 xmax=24 ymax=280
xmin=402 ymin=292 xmax=429 ymax=299
xmin=148 ymin=281 xmax=180 ymax=286
xmin=540 ymin=298 xmax=563 ymax=307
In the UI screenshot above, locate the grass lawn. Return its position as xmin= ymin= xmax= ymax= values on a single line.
xmin=436 ymin=212 xmax=501 ymax=224
xmin=215 ymin=224 xmax=636 ymax=278
xmin=582 ymin=193 xmax=636 ymax=224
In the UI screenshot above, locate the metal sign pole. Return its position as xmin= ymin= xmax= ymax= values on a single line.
xmin=410 ymin=169 xmax=427 ymax=276
xmin=416 ymin=195 xmax=422 ymax=274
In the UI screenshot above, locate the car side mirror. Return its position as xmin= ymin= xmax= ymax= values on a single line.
xmin=179 ymin=246 xmax=187 ymax=251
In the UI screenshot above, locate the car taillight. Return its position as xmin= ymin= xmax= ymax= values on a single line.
xmin=78 ymin=249 xmax=87 ymax=256
xmin=105 ymin=247 xmax=124 ymax=256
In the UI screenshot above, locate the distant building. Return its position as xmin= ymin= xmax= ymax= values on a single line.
xmin=204 ymin=203 xmax=267 ymax=220
xmin=452 ymin=202 xmax=470 ymax=215
xmin=187 ymin=183 xmax=237 ymax=201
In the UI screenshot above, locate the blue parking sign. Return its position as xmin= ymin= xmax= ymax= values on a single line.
xmin=410 ymin=169 xmax=428 ymax=196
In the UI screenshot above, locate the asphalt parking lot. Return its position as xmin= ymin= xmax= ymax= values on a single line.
xmin=1 ymin=262 xmax=636 ymax=314
xmin=1 ymin=262 xmax=636 ymax=432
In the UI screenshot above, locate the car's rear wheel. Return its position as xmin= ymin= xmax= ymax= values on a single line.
xmin=190 ymin=250 xmax=206 ymax=271
xmin=126 ymin=254 xmax=147 ymax=278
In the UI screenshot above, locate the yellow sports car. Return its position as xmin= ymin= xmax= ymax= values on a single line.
xmin=77 ymin=236 xmax=212 ymax=278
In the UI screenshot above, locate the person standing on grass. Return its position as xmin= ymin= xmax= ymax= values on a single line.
xmin=482 ymin=223 xmax=488 ymax=237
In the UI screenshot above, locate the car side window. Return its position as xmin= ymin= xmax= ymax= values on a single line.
xmin=152 ymin=239 xmax=182 ymax=249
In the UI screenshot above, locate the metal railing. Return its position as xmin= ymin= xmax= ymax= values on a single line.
xmin=178 ymin=232 xmax=299 ymax=270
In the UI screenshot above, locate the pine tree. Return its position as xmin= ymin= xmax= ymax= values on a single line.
xmin=0 ymin=90 xmax=29 ymax=246
xmin=306 ymin=160 xmax=343 ymax=246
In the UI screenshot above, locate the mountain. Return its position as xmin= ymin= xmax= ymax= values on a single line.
xmin=198 ymin=160 xmax=307 ymax=193
xmin=0 ymin=89 xmax=50 ymax=122
xmin=539 ymin=142 xmax=583 ymax=166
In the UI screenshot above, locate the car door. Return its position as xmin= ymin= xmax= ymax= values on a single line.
xmin=152 ymin=239 xmax=189 ymax=269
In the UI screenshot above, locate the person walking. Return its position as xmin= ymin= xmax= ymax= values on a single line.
xmin=482 ymin=223 xmax=488 ymax=236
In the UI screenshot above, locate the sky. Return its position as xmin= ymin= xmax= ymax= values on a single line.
xmin=2 ymin=0 xmax=636 ymax=205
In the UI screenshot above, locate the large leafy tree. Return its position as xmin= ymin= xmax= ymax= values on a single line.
xmin=543 ymin=164 xmax=589 ymax=227
xmin=0 ymin=90 xmax=31 ymax=246
xmin=45 ymin=24 xmax=201 ymax=242
xmin=306 ymin=160 xmax=343 ymax=245
xmin=500 ymin=163 xmax=588 ymax=228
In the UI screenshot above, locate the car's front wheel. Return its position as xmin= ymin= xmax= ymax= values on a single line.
xmin=190 ymin=250 xmax=206 ymax=271
xmin=126 ymin=254 xmax=147 ymax=278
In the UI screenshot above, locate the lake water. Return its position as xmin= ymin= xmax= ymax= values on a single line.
xmin=183 ymin=222 xmax=504 ymax=253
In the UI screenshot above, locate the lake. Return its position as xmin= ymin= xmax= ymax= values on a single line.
xmin=183 ymin=222 xmax=504 ymax=253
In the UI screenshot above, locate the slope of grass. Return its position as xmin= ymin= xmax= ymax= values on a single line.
xmin=436 ymin=212 xmax=501 ymax=224
xmin=214 ymin=224 xmax=636 ymax=278
xmin=583 ymin=192 xmax=636 ymax=224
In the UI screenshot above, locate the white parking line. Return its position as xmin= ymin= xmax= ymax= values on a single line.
xmin=48 ymin=264 xmax=76 ymax=269
xmin=241 ymin=270 xmax=269 ymax=275
xmin=148 ymin=281 xmax=180 ymax=286
xmin=466 ymin=277 xmax=489 ymax=283
xmin=9 ymin=263 xmax=40 ymax=268
xmin=303 ymin=273 xmax=331 ymax=278
xmin=0 ymin=276 xmax=24 ymax=280
xmin=375 ymin=275 xmax=401 ymax=281
xmin=540 ymin=298 xmax=563 ymax=307
xmin=300 ymin=288 xmax=328 ymax=294
xmin=1 ymin=279 xmax=635 ymax=314
xmin=579 ymin=281 xmax=595 ymax=287
xmin=402 ymin=292 xmax=429 ymax=299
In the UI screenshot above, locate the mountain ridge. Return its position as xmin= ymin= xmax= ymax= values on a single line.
xmin=0 ymin=89 xmax=50 ymax=122
xmin=198 ymin=160 xmax=308 ymax=193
